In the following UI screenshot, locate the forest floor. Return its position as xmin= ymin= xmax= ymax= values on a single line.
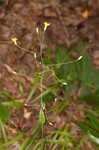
xmin=0 ymin=0 xmax=99 ymax=150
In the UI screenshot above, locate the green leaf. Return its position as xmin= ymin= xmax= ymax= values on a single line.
xmin=79 ymin=89 xmax=99 ymax=107
xmin=75 ymin=51 xmax=94 ymax=83
xmin=25 ymin=125 xmax=41 ymax=150
xmin=53 ymin=45 xmax=80 ymax=84
xmin=43 ymin=57 xmax=52 ymax=65
xmin=0 ymin=119 xmax=8 ymax=147
xmin=76 ymin=134 xmax=85 ymax=150
xmin=77 ymin=40 xmax=85 ymax=54
xmin=43 ymin=48 xmax=52 ymax=65
xmin=57 ymin=98 xmax=72 ymax=114
xmin=77 ymin=122 xmax=90 ymax=133
xmin=39 ymin=109 xmax=46 ymax=125
xmin=41 ymin=101 xmax=46 ymax=110
xmin=19 ymin=136 xmax=31 ymax=150
xmin=77 ymin=110 xmax=99 ymax=133
xmin=93 ymin=69 xmax=99 ymax=90
xmin=0 ymin=132 xmax=24 ymax=149
xmin=18 ymin=82 xmax=24 ymax=96
xmin=76 ymin=110 xmax=99 ymax=148
xmin=54 ymin=45 xmax=75 ymax=70
xmin=54 ymin=46 xmax=66 ymax=65
xmin=1 ymin=101 xmax=23 ymax=107
xmin=0 ymin=89 xmax=14 ymax=101
xmin=43 ymin=92 xmax=56 ymax=102
xmin=0 ymin=103 xmax=10 ymax=123
xmin=86 ymin=113 xmax=99 ymax=131
xmin=80 ymin=85 xmax=91 ymax=97
xmin=88 ymin=130 xmax=99 ymax=147
xmin=32 ymin=85 xmax=56 ymax=103
xmin=32 ymin=139 xmax=44 ymax=150
xmin=64 ymin=80 xmax=75 ymax=95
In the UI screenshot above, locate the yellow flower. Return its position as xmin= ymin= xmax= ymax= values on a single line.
xmin=43 ymin=22 xmax=50 ymax=31
xmin=82 ymin=10 xmax=88 ymax=18
xmin=11 ymin=38 xmax=18 ymax=45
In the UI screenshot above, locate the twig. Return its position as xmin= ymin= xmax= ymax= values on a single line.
xmin=16 ymin=45 xmax=34 ymax=56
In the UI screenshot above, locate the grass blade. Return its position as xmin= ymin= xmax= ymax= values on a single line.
xmin=0 ymin=119 xmax=8 ymax=150
xmin=25 ymin=125 xmax=41 ymax=150
xmin=19 ymin=136 xmax=31 ymax=150
xmin=32 ymin=85 xmax=56 ymax=103
xmin=45 ymin=139 xmax=73 ymax=150
xmin=0 ymin=132 xmax=24 ymax=149
xmin=18 ymin=82 xmax=24 ymax=96
xmin=76 ymin=134 xmax=85 ymax=150
xmin=26 ymin=72 xmax=40 ymax=102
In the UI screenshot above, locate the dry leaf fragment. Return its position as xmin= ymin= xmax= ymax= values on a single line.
xmin=24 ymin=108 xmax=31 ymax=119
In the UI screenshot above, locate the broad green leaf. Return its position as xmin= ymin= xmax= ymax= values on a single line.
xmin=75 ymin=51 xmax=94 ymax=83
xmin=79 ymin=89 xmax=99 ymax=107
xmin=54 ymin=45 xmax=75 ymax=73
xmin=80 ymin=85 xmax=91 ymax=97
xmin=93 ymin=69 xmax=99 ymax=90
xmin=64 ymin=80 xmax=75 ymax=95
xmin=54 ymin=46 xmax=67 ymax=65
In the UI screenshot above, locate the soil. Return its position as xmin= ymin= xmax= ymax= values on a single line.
xmin=0 ymin=0 xmax=99 ymax=150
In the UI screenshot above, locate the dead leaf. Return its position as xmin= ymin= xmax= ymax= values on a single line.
xmin=24 ymin=108 xmax=31 ymax=119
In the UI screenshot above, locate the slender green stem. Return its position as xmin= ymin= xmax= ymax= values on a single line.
xmin=0 ymin=119 xmax=8 ymax=150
